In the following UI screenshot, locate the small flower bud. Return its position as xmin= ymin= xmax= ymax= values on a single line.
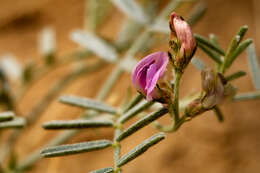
xmin=169 ymin=12 xmax=197 ymax=71
xmin=201 ymin=68 xmax=224 ymax=109
xmin=132 ymin=52 xmax=171 ymax=102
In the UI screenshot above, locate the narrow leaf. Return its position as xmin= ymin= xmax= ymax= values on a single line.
xmin=60 ymin=95 xmax=116 ymax=114
xmin=70 ymin=30 xmax=118 ymax=62
xmin=191 ymin=57 xmax=205 ymax=71
xmin=117 ymin=108 xmax=168 ymax=141
xmin=247 ymin=43 xmax=260 ymax=90
xmin=197 ymin=42 xmax=222 ymax=64
xmin=224 ymin=39 xmax=253 ymax=70
xmin=117 ymin=132 xmax=165 ymax=167
xmin=90 ymin=167 xmax=114 ymax=173
xmin=123 ymin=94 xmax=143 ymax=113
xmin=0 ymin=117 xmax=25 ymax=129
xmin=110 ymin=0 xmax=148 ymax=24
xmin=213 ymin=106 xmax=224 ymax=122
xmin=43 ymin=119 xmax=114 ymax=129
xmin=119 ymin=100 xmax=154 ymax=123
xmin=209 ymin=33 xmax=220 ymax=47
xmin=233 ymin=92 xmax=260 ymax=101
xmin=221 ymin=25 xmax=248 ymax=73
xmin=41 ymin=140 xmax=112 ymax=157
xmin=0 ymin=111 xmax=14 ymax=122
xmin=225 ymin=71 xmax=246 ymax=82
xmin=187 ymin=2 xmax=207 ymax=26
xmin=194 ymin=34 xmax=225 ymax=56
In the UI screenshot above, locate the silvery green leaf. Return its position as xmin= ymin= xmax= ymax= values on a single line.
xmin=110 ymin=0 xmax=148 ymax=24
xmin=119 ymin=56 xmax=138 ymax=72
xmin=119 ymin=100 xmax=154 ymax=123
xmin=43 ymin=119 xmax=113 ymax=129
xmin=90 ymin=167 xmax=114 ymax=173
xmin=149 ymin=19 xmax=169 ymax=34
xmin=117 ymin=108 xmax=168 ymax=141
xmin=60 ymin=95 xmax=117 ymax=114
xmin=191 ymin=57 xmax=205 ymax=71
xmin=247 ymin=43 xmax=260 ymax=90
xmin=0 ymin=111 xmax=14 ymax=122
xmin=41 ymin=140 xmax=112 ymax=157
xmin=233 ymin=92 xmax=260 ymax=101
xmin=0 ymin=117 xmax=25 ymax=129
xmin=117 ymin=133 xmax=165 ymax=167
xmin=38 ymin=27 xmax=56 ymax=55
xmin=0 ymin=54 xmax=22 ymax=80
xmin=70 ymin=30 xmax=118 ymax=62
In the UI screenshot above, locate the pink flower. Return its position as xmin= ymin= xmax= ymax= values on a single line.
xmin=169 ymin=12 xmax=196 ymax=70
xmin=132 ymin=52 xmax=169 ymax=101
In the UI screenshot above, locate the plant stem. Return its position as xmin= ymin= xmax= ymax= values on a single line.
xmin=172 ymin=71 xmax=182 ymax=122
xmin=113 ymin=125 xmax=122 ymax=173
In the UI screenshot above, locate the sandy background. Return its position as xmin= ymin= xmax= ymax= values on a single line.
xmin=0 ymin=0 xmax=260 ymax=172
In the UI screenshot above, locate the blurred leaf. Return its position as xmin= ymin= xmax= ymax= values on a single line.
xmin=119 ymin=100 xmax=154 ymax=123
xmin=90 ymin=167 xmax=114 ymax=173
xmin=187 ymin=2 xmax=207 ymax=26
xmin=225 ymin=71 xmax=246 ymax=82
xmin=117 ymin=132 xmax=165 ymax=167
xmin=0 ymin=117 xmax=25 ymax=129
xmin=43 ymin=119 xmax=113 ymax=129
xmin=209 ymin=33 xmax=220 ymax=47
xmin=247 ymin=43 xmax=260 ymax=90
xmin=38 ymin=27 xmax=56 ymax=57
xmin=8 ymin=152 xmax=18 ymax=171
xmin=110 ymin=0 xmax=148 ymax=24
xmin=70 ymin=30 xmax=118 ymax=62
xmin=213 ymin=106 xmax=224 ymax=122
xmin=233 ymin=92 xmax=260 ymax=101
xmin=194 ymin=34 xmax=225 ymax=56
xmin=191 ymin=57 xmax=205 ymax=71
xmin=123 ymin=94 xmax=143 ymax=113
xmin=41 ymin=140 xmax=112 ymax=157
xmin=150 ymin=19 xmax=169 ymax=34
xmin=119 ymin=56 xmax=138 ymax=72
xmin=117 ymin=108 xmax=168 ymax=141
xmin=60 ymin=95 xmax=117 ymax=114
xmin=221 ymin=25 xmax=248 ymax=73
xmin=0 ymin=54 xmax=22 ymax=81
xmin=0 ymin=111 xmax=14 ymax=122
xmin=197 ymin=42 xmax=222 ymax=64
xmin=223 ymin=39 xmax=252 ymax=71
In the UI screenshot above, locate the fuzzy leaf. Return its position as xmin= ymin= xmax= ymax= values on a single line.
xmin=43 ymin=119 xmax=113 ymax=129
xmin=117 ymin=108 xmax=168 ymax=141
xmin=111 ymin=0 xmax=148 ymax=24
xmin=225 ymin=71 xmax=246 ymax=82
xmin=117 ymin=133 xmax=165 ymax=167
xmin=90 ymin=167 xmax=114 ymax=173
xmin=191 ymin=57 xmax=205 ymax=71
xmin=194 ymin=34 xmax=225 ymax=56
xmin=233 ymin=92 xmax=260 ymax=101
xmin=41 ymin=140 xmax=112 ymax=157
xmin=0 ymin=117 xmax=25 ymax=129
xmin=119 ymin=100 xmax=154 ymax=123
xmin=60 ymin=95 xmax=116 ymax=114
xmin=247 ymin=43 xmax=260 ymax=90
xmin=0 ymin=111 xmax=14 ymax=122
xmin=70 ymin=30 xmax=118 ymax=62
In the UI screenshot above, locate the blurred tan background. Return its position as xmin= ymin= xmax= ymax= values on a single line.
xmin=0 ymin=0 xmax=260 ymax=173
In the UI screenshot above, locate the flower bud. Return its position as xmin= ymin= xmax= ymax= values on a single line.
xmin=201 ymin=68 xmax=224 ymax=108
xmin=132 ymin=52 xmax=171 ymax=102
xmin=169 ymin=12 xmax=197 ymax=71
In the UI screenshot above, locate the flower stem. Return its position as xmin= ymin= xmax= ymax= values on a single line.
xmin=172 ymin=71 xmax=182 ymax=123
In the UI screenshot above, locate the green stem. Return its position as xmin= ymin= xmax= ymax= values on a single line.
xmin=172 ymin=71 xmax=182 ymax=122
